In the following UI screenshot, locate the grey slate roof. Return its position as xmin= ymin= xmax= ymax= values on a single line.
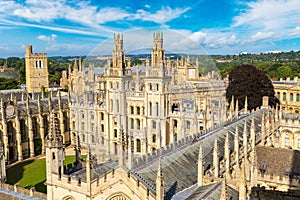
xmin=173 ymin=182 xmax=239 ymax=200
xmin=71 ymin=160 xmax=118 ymax=180
xmin=256 ymin=146 xmax=300 ymax=176
xmin=0 ymin=187 xmax=44 ymax=200
xmin=132 ymin=109 xmax=267 ymax=200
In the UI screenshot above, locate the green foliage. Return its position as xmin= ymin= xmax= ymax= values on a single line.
xmin=0 ymin=77 xmax=19 ymax=90
xmin=226 ymin=65 xmax=279 ymax=111
xmin=48 ymin=59 xmax=69 ymax=84
xmin=49 ymin=72 xmax=62 ymax=84
xmin=213 ymin=51 xmax=300 ymax=79
xmin=18 ymin=65 xmax=26 ymax=84
xmin=277 ymin=65 xmax=292 ymax=79
xmin=6 ymin=57 xmax=24 ymax=70
xmin=131 ymin=58 xmax=142 ymax=65
xmin=0 ymin=59 xmax=5 ymax=66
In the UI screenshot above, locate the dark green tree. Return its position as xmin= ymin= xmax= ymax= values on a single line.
xmin=0 ymin=77 xmax=19 ymax=90
xmin=226 ymin=65 xmax=279 ymax=111
xmin=18 ymin=65 xmax=26 ymax=84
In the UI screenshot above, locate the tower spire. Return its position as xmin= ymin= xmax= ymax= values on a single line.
xmin=213 ymin=139 xmax=219 ymax=178
xmin=156 ymin=157 xmax=164 ymax=200
xmin=198 ymin=141 xmax=203 ymax=186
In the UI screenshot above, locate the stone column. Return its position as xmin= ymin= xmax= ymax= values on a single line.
xmin=213 ymin=139 xmax=219 ymax=178
xmin=224 ymin=130 xmax=230 ymax=177
xmin=1 ymin=99 xmax=8 ymax=162
xmin=243 ymin=120 xmax=248 ymax=157
xmin=28 ymin=116 xmax=35 ymax=157
xmin=198 ymin=141 xmax=203 ymax=186
xmin=59 ymin=111 xmax=65 ymax=144
xmin=234 ymin=125 xmax=239 ymax=167
xmin=39 ymin=115 xmax=45 ymax=154
xmin=38 ymin=95 xmax=45 ymax=154
xmin=15 ymin=116 xmax=22 ymax=161
xmin=2 ymin=121 xmax=9 ymax=162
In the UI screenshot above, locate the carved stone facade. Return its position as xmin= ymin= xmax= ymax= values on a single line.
xmin=68 ymin=32 xmax=227 ymax=162
xmin=273 ymin=77 xmax=300 ymax=150
xmin=0 ymin=90 xmax=70 ymax=163
xmin=25 ymin=45 xmax=49 ymax=93
xmin=46 ymin=94 xmax=300 ymax=200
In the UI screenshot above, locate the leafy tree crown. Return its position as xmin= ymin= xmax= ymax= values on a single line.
xmin=226 ymin=64 xmax=279 ymax=110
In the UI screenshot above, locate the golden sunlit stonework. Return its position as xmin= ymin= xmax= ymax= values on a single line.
xmin=68 ymin=32 xmax=227 ymax=162
xmin=25 ymin=45 xmax=49 ymax=93
xmin=0 ymin=32 xmax=300 ymax=200
xmin=274 ymin=77 xmax=300 ymax=150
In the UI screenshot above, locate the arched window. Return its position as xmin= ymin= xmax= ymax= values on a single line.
xmin=152 ymin=134 xmax=156 ymax=143
xmin=186 ymin=121 xmax=191 ymax=129
xmin=136 ymin=139 xmax=141 ymax=153
xmin=290 ymin=93 xmax=294 ymax=102
xmin=283 ymin=92 xmax=286 ymax=101
xmin=297 ymin=94 xmax=300 ymax=102
xmin=114 ymin=129 xmax=117 ymax=138
xmin=82 ymin=134 xmax=85 ymax=142
xmin=155 ymin=102 xmax=159 ymax=116
xmin=91 ymin=135 xmax=95 ymax=143
xmin=136 ymin=119 xmax=141 ymax=130
xmin=130 ymin=106 xmax=134 ymax=114
xmin=149 ymin=102 xmax=152 ymax=116
xmin=137 ymin=106 xmax=140 ymax=115
xmin=130 ymin=118 xmax=134 ymax=129
xmin=173 ymin=120 xmax=178 ymax=128
xmin=277 ymin=92 xmax=280 ymax=99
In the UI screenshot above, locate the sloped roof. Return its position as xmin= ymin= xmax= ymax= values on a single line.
xmin=256 ymin=146 xmax=300 ymax=176
xmin=173 ymin=182 xmax=239 ymax=200
xmin=133 ymin=109 xmax=266 ymax=199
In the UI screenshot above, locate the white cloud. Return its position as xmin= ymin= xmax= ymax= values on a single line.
xmin=188 ymin=30 xmax=240 ymax=49
xmin=37 ymin=34 xmax=57 ymax=43
xmin=190 ymin=31 xmax=207 ymax=44
xmin=289 ymin=26 xmax=300 ymax=37
xmin=233 ymin=0 xmax=300 ymax=31
xmin=246 ymin=31 xmax=276 ymax=43
xmin=134 ymin=6 xmax=190 ymax=24
xmin=13 ymin=0 xmax=64 ymax=22
xmin=145 ymin=4 xmax=151 ymax=9
xmin=94 ymin=8 xmax=130 ymax=24
xmin=0 ymin=1 xmax=189 ymax=37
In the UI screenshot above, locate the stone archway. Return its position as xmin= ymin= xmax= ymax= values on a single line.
xmin=62 ymin=195 xmax=75 ymax=200
xmin=107 ymin=193 xmax=132 ymax=200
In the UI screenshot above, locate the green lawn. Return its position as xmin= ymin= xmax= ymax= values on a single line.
xmin=6 ymin=155 xmax=86 ymax=193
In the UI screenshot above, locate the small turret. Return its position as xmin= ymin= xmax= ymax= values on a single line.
xmin=213 ymin=139 xmax=219 ymax=178
xmin=45 ymin=110 xmax=64 ymax=179
xmin=197 ymin=141 xmax=203 ymax=186
xmin=156 ymin=157 xmax=164 ymax=200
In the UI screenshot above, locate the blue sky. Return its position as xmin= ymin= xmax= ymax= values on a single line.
xmin=1 ymin=0 xmax=300 ymax=57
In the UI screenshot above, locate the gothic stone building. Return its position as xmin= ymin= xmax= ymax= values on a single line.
xmin=46 ymin=95 xmax=300 ymax=200
xmin=25 ymin=45 xmax=49 ymax=93
xmin=273 ymin=77 xmax=300 ymax=150
xmin=0 ymin=90 xmax=69 ymax=163
xmin=68 ymin=32 xmax=227 ymax=161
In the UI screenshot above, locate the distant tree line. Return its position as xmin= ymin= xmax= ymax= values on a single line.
xmin=212 ymin=50 xmax=300 ymax=79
